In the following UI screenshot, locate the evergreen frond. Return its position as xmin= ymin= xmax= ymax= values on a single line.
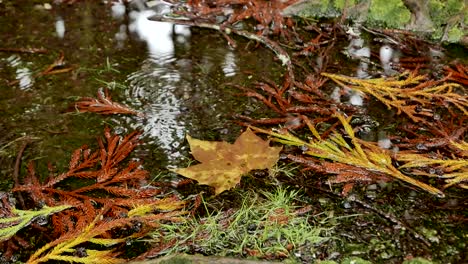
xmin=0 ymin=205 xmax=72 ymax=242
xmin=322 ymin=72 xmax=467 ymax=122
xmin=27 ymin=209 xmax=131 ymax=264
xmin=251 ymin=113 xmax=445 ymax=197
xmin=128 ymin=196 xmax=187 ymax=217
xmin=397 ymin=148 xmax=468 ymax=189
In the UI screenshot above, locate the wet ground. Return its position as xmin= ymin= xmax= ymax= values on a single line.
xmin=0 ymin=1 xmax=466 ymax=263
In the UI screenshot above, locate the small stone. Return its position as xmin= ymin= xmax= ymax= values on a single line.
xmin=342 ymin=201 xmax=352 ymax=209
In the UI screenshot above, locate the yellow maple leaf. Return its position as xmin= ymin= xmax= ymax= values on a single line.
xmin=172 ymin=128 xmax=282 ymax=195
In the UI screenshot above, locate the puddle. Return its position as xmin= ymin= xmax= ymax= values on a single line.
xmin=107 ymin=2 xmax=286 ymax=167
xmin=0 ymin=1 xmax=282 ymax=179
xmin=0 ymin=1 xmax=467 ymax=263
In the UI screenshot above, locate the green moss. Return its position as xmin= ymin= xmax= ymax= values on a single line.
xmin=333 ymin=0 xmax=356 ymax=10
xmin=368 ymin=0 xmax=411 ymax=28
xmin=402 ymin=257 xmax=436 ymax=264
xmin=447 ymin=26 xmax=465 ymax=43
xmin=403 ymin=258 xmax=434 ymax=264
xmin=315 ymin=261 xmax=338 ymax=264
xmin=320 ymin=0 xmax=329 ymax=12
xmin=341 ymin=257 xmax=373 ymax=264
xmin=427 ymin=0 xmax=466 ymax=42
xmin=429 ymin=0 xmax=464 ymax=24
xmin=152 ymin=188 xmax=333 ymax=261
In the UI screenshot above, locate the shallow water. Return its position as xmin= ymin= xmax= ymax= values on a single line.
xmin=0 ymin=1 xmax=282 ymax=179
xmin=1 ymin=2 xmax=467 ymax=263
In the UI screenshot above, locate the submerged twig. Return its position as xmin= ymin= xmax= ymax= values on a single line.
xmin=346 ymin=194 xmax=432 ymax=247
xmin=8 ymin=51 xmax=73 ymax=86
xmin=0 ymin=47 xmax=47 ymax=54
xmin=13 ymin=140 xmax=29 ymax=208
xmin=148 ymin=15 xmax=295 ymax=84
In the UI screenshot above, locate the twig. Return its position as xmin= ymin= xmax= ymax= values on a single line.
xmin=8 ymin=51 xmax=73 ymax=86
xmin=0 ymin=47 xmax=47 ymax=54
xmin=148 ymin=15 xmax=295 ymax=84
xmin=14 ymin=139 xmax=29 ymax=208
xmin=346 ymin=194 xmax=431 ymax=247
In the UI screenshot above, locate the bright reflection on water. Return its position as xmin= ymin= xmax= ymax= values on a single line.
xmin=125 ymin=54 xmax=190 ymax=163
xmin=129 ymin=10 xmax=176 ymax=59
xmin=112 ymin=3 xmax=253 ymax=166
xmin=55 ymin=16 xmax=65 ymax=39
xmin=109 ymin=3 xmax=192 ymax=165
xmin=4 ymin=55 xmax=34 ymax=90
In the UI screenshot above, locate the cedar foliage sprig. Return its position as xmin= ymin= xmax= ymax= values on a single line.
xmin=13 ymin=128 xmax=160 ymax=217
xmin=251 ymin=113 xmax=445 ymax=197
xmin=397 ymin=141 xmax=468 ymax=189
xmin=322 ymin=72 xmax=467 ymax=122
xmin=75 ymin=88 xmax=142 ymax=116
xmin=0 ymin=202 xmax=72 ymax=242
xmin=27 ymin=199 xmax=187 ymax=264
xmin=2 ymin=128 xmax=188 ymax=263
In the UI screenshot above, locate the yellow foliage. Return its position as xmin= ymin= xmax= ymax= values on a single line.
xmin=27 ymin=198 xmax=187 ymax=264
xmin=398 ymin=141 xmax=468 ymax=189
xmin=251 ymin=113 xmax=445 ymax=197
xmin=0 ymin=204 xmax=72 ymax=242
xmin=322 ymin=72 xmax=467 ymax=122
xmin=27 ymin=212 xmax=128 ymax=264
xmin=172 ymin=128 xmax=282 ymax=195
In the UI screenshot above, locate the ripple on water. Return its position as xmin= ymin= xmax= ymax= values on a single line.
xmin=124 ymin=54 xmax=190 ymax=164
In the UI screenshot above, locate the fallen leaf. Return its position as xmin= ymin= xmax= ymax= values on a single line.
xmin=172 ymin=128 xmax=282 ymax=194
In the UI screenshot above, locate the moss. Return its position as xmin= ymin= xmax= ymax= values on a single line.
xmin=368 ymin=0 xmax=411 ymax=28
xmin=341 ymin=257 xmax=373 ymax=264
xmin=447 ymin=26 xmax=465 ymax=43
xmin=333 ymin=0 xmax=356 ymax=10
xmin=402 ymin=257 xmax=436 ymax=264
xmin=429 ymin=0 xmax=464 ymax=25
xmin=152 ymin=188 xmax=333 ymax=262
xmin=289 ymin=0 xmax=465 ymax=43
xmin=315 ymin=261 xmax=338 ymax=264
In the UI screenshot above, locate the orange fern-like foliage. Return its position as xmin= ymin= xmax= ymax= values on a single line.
xmin=75 ymin=89 xmax=142 ymax=116
xmin=445 ymin=63 xmax=468 ymax=86
xmin=26 ymin=199 xmax=186 ymax=264
xmin=3 ymin=128 xmax=188 ymax=262
xmin=13 ymin=128 xmax=158 ymax=215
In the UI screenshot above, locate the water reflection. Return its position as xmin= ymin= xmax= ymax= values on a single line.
xmin=4 ymin=55 xmax=34 ymax=90
xmin=129 ymin=10 xmax=175 ymax=58
xmin=112 ymin=3 xmax=273 ymax=166
xmin=222 ymin=50 xmax=237 ymax=77
xmin=55 ymin=16 xmax=65 ymax=39
xmin=118 ymin=4 xmax=193 ymax=165
xmin=125 ymin=55 xmax=190 ymax=163
xmin=111 ymin=2 xmax=126 ymax=20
